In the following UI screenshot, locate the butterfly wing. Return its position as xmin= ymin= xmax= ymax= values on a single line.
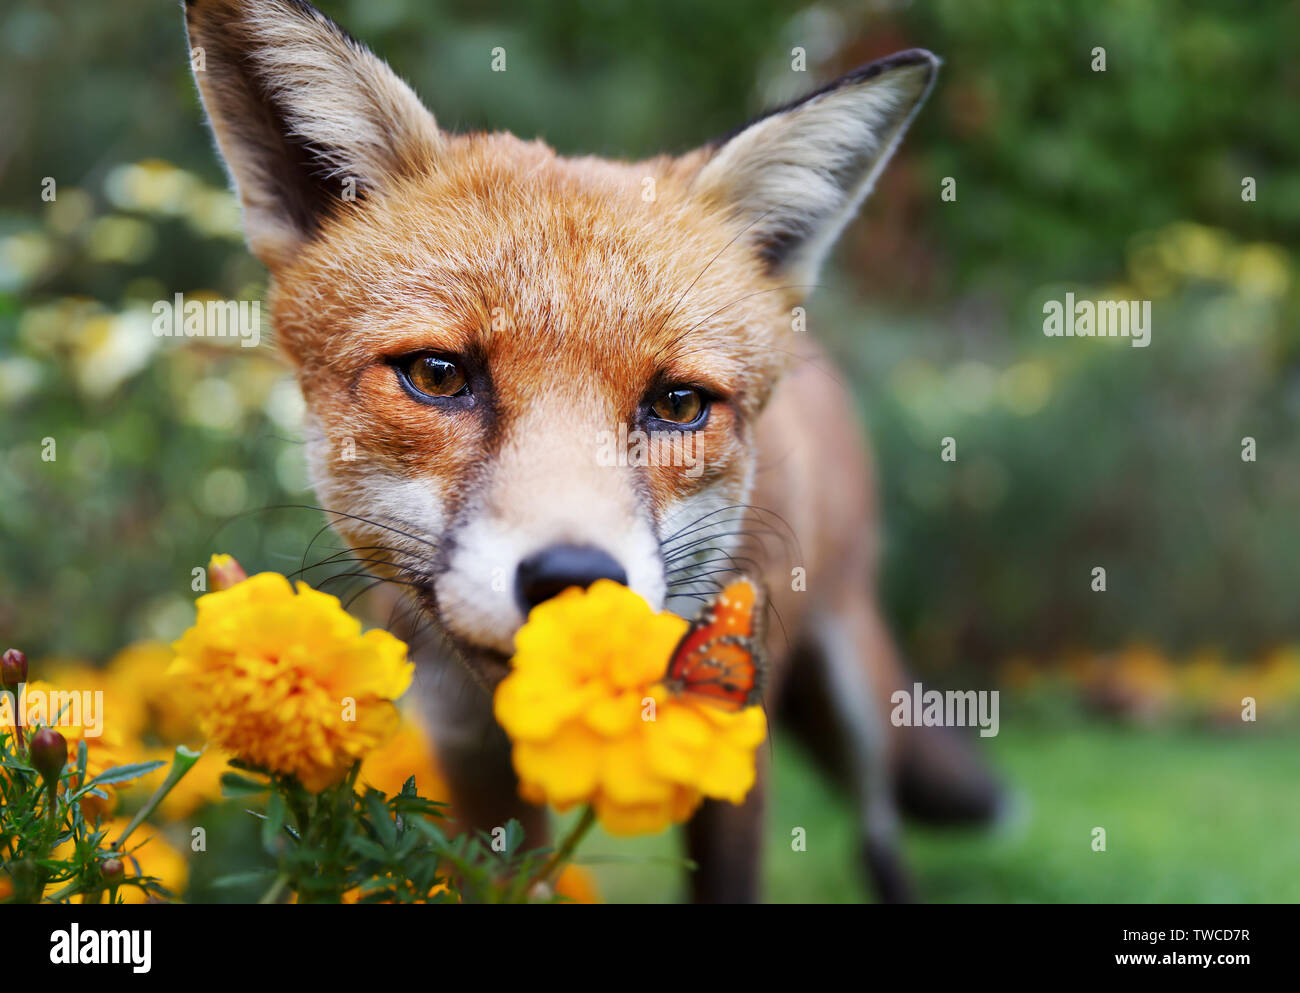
xmin=664 ymin=579 xmax=766 ymax=711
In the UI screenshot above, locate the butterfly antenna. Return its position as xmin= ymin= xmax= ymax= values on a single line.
xmin=762 ymin=698 xmax=778 ymax=764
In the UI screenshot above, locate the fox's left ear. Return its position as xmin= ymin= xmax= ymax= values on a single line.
xmin=691 ymin=50 xmax=939 ymax=287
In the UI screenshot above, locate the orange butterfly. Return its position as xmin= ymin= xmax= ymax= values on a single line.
xmin=663 ymin=578 xmax=767 ymax=711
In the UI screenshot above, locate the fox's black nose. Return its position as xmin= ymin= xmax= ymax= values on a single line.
xmin=515 ymin=544 xmax=628 ymax=614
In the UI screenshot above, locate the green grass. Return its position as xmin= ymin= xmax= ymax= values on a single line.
xmin=581 ymin=723 xmax=1300 ymax=903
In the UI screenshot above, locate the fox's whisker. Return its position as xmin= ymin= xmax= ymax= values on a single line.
xmin=659 ymin=510 xmax=753 ymax=551
xmin=312 ymin=570 xmax=428 ymax=597
xmin=266 ymin=503 xmax=440 ymax=550
xmin=663 ymin=525 xmax=782 ymax=560
xmin=663 ymin=546 xmax=763 ymax=581
xmin=658 ymin=502 xmax=758 ymax=542
xmin=664 ymin=582 xmax=726 ymax=598
xmin=664 ymin=555 xmax=746 ymax=579
xmin=288 ymin=544 xmax=414 ymax=581
xmin=342 ymin=576 xmax=415 ymax=612
xmin=665 ymin=565 xmax=741 ymax=587
xmin=659 ymin=501 xmax=800 ymax=551
xmin=304 ymin=557 xmax=425 ymax=584
xmin=662 ymin=530 xmax=780 ymax=566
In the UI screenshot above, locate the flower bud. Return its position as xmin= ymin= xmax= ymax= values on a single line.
xmin=208 ymin=554 xmax=248 ymax=592
xmin=1 ymin=648 xmax=27 ymax=690
xmin=100 ymin=858 xmax=125 ymax=885
xmin=29 ymin=728 xmax=68 ymax=784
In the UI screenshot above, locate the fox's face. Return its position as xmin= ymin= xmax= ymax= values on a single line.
xmin=187 ymin=0 xmax=935 ymax=685
xmin=276 ymin=140 xmax=792 ymax=676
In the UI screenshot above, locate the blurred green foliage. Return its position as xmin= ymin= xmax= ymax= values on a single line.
xmin=1 ymin=0 xmax=1296 ymax=671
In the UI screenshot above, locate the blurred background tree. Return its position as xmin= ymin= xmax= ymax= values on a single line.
xmin=1 ymin=0 xmax=1296 ymax=678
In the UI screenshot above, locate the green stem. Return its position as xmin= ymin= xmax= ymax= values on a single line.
xmin=528 ymin=805 xmax=596 ymax=893
xmin=115 ymin=745 xmax=201 ymax=850
xmin=32 ymin=781 xmax=60 ymax=901
xmin=44 ymin=879 xmax=82 ymax=902
xmin=259 ymin=872 xmax=290 ymax=904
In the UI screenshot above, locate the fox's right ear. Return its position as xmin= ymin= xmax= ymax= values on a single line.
xmin=185 ymin=0 xmax=442 ymax=268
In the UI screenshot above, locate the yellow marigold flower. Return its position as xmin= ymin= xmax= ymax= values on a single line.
xmin=170 ymin=569 xmax=413 ymax=793
xmin=494 ymin=580 xmax=766 ymax=835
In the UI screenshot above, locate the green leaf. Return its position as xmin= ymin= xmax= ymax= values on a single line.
xmin=395 ymin=830 xmax=423 ymax=860
xmin=411 ymin=817 xmax=449 ymax=846
xmin=365 ymin=790 xmax=396 ymax=849
xmin=220 ymin=771 xmax=269 ymax=797
xmin=392 ymin=794 xmax=447 ymax=819
xmin=79 ymin=760 xmax=166 ymax=790
xmin=261 ymin=790 xmax=287 ymax=856
xmin=347 ymin=836 xmax=389 ymax=863
xmin=211 ymin=871 xmax=275 ymax=889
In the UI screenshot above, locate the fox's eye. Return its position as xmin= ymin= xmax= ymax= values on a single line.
xmin=401 ymin=355 xmax=468 ymax=399
xmin=649 ymin=387 xmax=706 ymax=426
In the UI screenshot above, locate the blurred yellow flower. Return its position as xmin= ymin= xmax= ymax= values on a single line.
xmin=340 ymin=879 xmax=454 ymax=904
xmin=1113 ymin=643 xmax=1176 ymax=698
xmin=359 ymin=714 xmax=449 ymax=803
xmin=108 ymin=641 xmax=205 ymax=745
xmin=42 ymin=657 xmax=148 ymax=744
xmin=53 ymin=819 xmax=188 ymax=904
xmin=494 ymin=581 xmax=766 ymax=836
xmin=169 ymin=566 xmax=413 ymax=792
xmin=111 ymin=828 xmax=189 ymax=904
xmin=1179 ymin=649 xmax=1230 ymax=711
xmin=554 ymin=865 xmax=600 ymax=904
xmin=0 ymin=678 xmax=139 ymax=821
xmin=1254 ymin=646 xmax=1300 ymax=707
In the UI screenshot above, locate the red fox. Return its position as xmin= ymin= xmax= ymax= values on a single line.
xmin=185 ymin=0 xmax=1001 ymax=902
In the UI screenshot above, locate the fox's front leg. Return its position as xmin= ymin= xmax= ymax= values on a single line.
xmin=684 ymin=758 xmax=767 ymax=903
xmin=412 ymin=653 xmax=549 ymax=853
